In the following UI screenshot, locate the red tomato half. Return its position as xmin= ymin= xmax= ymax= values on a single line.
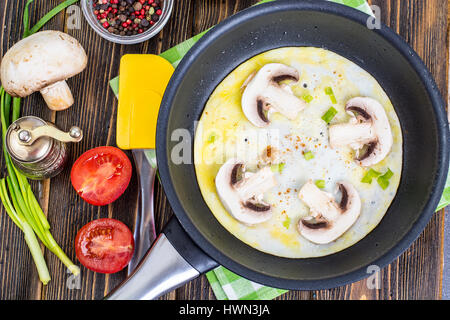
xmin=71 ymin=146 xmax=132 ymax=206
xmin=75 ymin=218 xmax=134 ymax=274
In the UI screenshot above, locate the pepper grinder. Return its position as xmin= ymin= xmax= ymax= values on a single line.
xmin=5 ymin=116 xmax=83 ymax=180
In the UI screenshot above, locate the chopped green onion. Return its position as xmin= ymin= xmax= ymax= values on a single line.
xmin=329 ymin=95 xmax=337 ymax=104
xmin=324 ymin=87 xmax=337 ymax=104
xmin=315 ymin=180 xmax=326 ymax=189
xmin=361 ymin=169 xmax=382 ymax=184
xmin=377 ymin=169 xmax=394 ymax=190
xmin=380 ymin=168 xmax=394 ymax=180
xmin=271 ymin=163 xmax=285 ymax=173
xmin=321 ymin=107 xmax=338 ymax=124
xmin=304 ymin=151 xmax=314 ymax=160
xmin=207 ymin=132 xmax=217 ymax=143
xmin=377 ymin=177 xmax=390 ymax=190
xmin=302 ymin=94 xmax=314 ymax=103
xmin=282 ymin=216 xmax=291 ymax=229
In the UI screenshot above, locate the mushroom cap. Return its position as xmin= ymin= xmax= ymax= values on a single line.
xmin=329 ymin=97 xmax=393 ymax=167
xmin=241 ymin=63 xmax=305 ymax=127
xmin=0 ymin=31 xmax=87 ymax=97
xmin=215 ymin=158 xmax=276 ymax=225
xmin=297 ymin=180 xmax=361 ymax=244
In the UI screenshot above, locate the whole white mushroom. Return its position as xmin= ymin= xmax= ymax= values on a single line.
xmin=0 ymin=30 xmax=87 ymax=111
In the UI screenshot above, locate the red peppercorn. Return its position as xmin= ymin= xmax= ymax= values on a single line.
xmin=93 ymin=0 xmax=156 ymax=36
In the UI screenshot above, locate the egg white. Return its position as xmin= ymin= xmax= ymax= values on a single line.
xmin=194 ymin=47 xmax=402 ymax=258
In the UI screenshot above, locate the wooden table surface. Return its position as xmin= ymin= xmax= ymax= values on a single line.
xmin=0 ymin=0 xmax=447 ymax=300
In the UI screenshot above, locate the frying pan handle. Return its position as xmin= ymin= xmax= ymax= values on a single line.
xmin=128 ymin=149 xmax=157 ymax=275
xmin=105 ymin=216 xmax=218 ymax=300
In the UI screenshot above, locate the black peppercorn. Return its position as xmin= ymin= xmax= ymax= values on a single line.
xmin=93 ymin=0 xmax=164 ymax=36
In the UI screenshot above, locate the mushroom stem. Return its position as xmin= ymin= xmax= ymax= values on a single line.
xmin=262 ymin=85 xmax=303 ymax=120
xmin=235 ymin=167 xmax=276 ymax=200
xmin=297 ymin=180 xmax=361 ymax=244
xmin=328 ymin=97 xmax=393 ymax=167
xmin=329 ymin=122 xmax=375 ymax=149
xmin=299 ymin=181 xmax=341 ymax=221
xmin=215 ymin=159 xmax=276 ymax=225
xmin=40 ymin=80 xmax=74 ymax=111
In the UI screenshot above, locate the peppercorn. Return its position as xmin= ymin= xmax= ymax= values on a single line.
xmin=92 ymin=0 xmax=164 ymax=36
xmin=133 ymin=2 xmax=142 ymax=11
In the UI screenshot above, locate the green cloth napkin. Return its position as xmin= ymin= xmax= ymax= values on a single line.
xmin=110 ymin=0 xmax=449 ymax=300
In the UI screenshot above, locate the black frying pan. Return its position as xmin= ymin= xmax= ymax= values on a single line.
xmin=107 ymin=0 xmax=449 ymax=299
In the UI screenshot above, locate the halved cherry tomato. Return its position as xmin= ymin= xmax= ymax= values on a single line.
xmin=75 ymin=218 xmax=134 ymax=274
xmin=71 ymin=146 xmax=132 ymax=206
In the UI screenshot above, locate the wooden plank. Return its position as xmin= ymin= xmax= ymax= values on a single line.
xmin=0 ymin=0 xmax=446 ymax=300
xmin=312 ymin=0 xmax=448 ymax=300
xmin=0 ymin=0 xmax=58 ymax=300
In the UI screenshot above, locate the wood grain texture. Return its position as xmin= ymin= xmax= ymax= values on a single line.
xmin=0 ymin=0 xmax=447 ymax=300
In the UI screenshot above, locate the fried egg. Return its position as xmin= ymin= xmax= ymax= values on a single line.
xmin=194 ymin=47 xmax=402 ymax=258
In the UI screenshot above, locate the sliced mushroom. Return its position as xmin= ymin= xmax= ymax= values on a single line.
xmin=328 ymin=97 xmax=393 ymax=167
xmin=215 ymin=158 xmax=276 ymax=225
xmin=297 ymin=180 xmax=361 ymax=244
xmin=0 ymin=31 xmax=87 ymax=111
xmin=241 ymin=63 xmax=306 ymax=127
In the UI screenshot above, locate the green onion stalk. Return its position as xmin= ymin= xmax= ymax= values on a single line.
xmin=0 ymin=0 xmax=80 ymax=285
